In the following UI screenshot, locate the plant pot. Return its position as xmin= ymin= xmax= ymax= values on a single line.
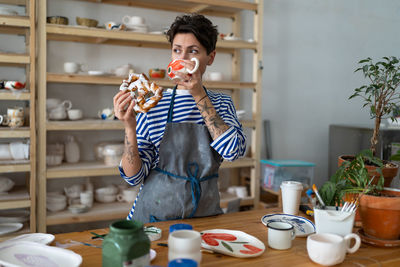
xmin=359 ymin=188 xmax=400 ymax=240
xmin=338 ymin=155 xmax=399 ymax=187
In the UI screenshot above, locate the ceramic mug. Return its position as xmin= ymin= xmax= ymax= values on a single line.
xmin=167 ymin=58 xmax=199 ymax=80
xmin=68 ymin=109 xmax=83 ymax=120
xmin=8 ymin=117 xmax=24 ymax=128
xmin=117 ymin=188 xmax=139 ymax=203
xmin=168 ymin=230 xmax=202 ymax=264
xmin=122 ymin=15 xmax=145 ymax=25
xmin=64 ymin=62 xmax=87 ymax=74
xmin=267 ymin=221 xmax=296 ymax=250
xmin=80 ymin=191 xmax=93 ymax=208
xmin=7 ymin=107 xmax=24 ymax=119
xmin=307 ymin=233 xmax=361 ymax=266
xmin=0 ymin=115 xmax=10 ymax=126
xmin=105 ymin=21 xmax=125 ymax=30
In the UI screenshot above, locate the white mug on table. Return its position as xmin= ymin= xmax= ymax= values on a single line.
xmin=64 ymin=62 xmax=87 ymax=74
xmin=307 ymin=233 xmax=361 ymax=266
xmin=267 ymin=221 xmax=296 ymax=250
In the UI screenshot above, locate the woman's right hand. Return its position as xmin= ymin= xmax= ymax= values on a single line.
xmin=113 ymin=90 xmax=137 ymax=129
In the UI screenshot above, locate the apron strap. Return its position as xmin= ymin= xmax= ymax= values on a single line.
xmin=166 ymin=85 xmax=209 ymax=123
xmin=154 ymin=163 xmax=218 ymax=218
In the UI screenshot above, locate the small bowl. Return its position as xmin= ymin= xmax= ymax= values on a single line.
xmin=0 ymin=176 xmax=15 ymax=193
xmin=95 ymin=186 xmax=118 ymax=195
xmin=68 ymin=204 xmax=89 ymax=214
xmin=46 ymin=154 xmax=63 ymax=166
xmin=46 ymin=201 xmax=67 ymax=212
xmin=149 ymin=68 xmax=166 ymax=79
xmin=76 ymin=17 xmax=98 ymax=28
xmin=47 ymin=16 xmax=69 ymax=25
xmin=95 ymin=193 xmax=116 ymax=203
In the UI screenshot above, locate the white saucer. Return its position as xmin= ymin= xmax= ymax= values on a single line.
xmin=0 ymin=223 xmax=23 ymax=236
xmin=0 ymin=233 xmax=55 ymax=246
xmin=261 ymin=213 xmax=316 ymax=237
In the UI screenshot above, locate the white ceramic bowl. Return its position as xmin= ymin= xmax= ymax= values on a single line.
xmin=46 ymin=154 xmax=63 ymax=166
xmin=46 ymin=193 xmax=67 ymax=203
xmin=0 ymin=144 xmax=12 ymax=160
xmin=67 ymin=109 xmax=83 ymax=120
xmin=46 ymin=201 xmax=67 ymax=212
xmin=68 ymin=204 xmax=89 ymax=214
xmin=0 ymin=177 xmax=15 ymax=193
xmin=47 ymin=143 xmax=64 ymax=156
xmin=95 ymin=193 xmax=116 ymax=203
xmin=95 ymin=186 xmax=118 ymax=195
xmin=9 ymin=142 xmax=26 ymax=160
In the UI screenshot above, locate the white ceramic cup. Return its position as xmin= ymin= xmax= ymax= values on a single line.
xmin=168 ymin=230 xmax=202 ymax=264
xmin=307 ymin=233 xmax=361 ymax=266
xmin=117 ymin=188 xmax=139 ymax=203
xmin=7 ymin=107 xmax=24 ymax=119
xmin=64 ymin=62 xmax=86 ymax=74
xmin=122 ymin=15 xmax=144 ymax=25
xmin=68 ymin=109 xmax=83 ymax=120
xmin=235 ymin=186 xmax=248 ymax=198
xmin=80 ymin=191 xmax=93 ymax=208
xmin=267 ymin=221 xmax=296 ymax=250
xmin=280 ymin=181 xmax=303 ymax=215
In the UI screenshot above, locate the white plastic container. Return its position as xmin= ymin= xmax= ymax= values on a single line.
xmin=314 ymin=206 xmax=356 ymax=237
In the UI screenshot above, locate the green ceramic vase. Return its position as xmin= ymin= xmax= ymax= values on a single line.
xmin=102 ymin=220 xmax=150 ymax=267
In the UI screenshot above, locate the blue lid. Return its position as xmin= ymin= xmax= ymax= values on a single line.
xmin=260 ymin=159 xmax=315 ymax=167
xmin=168 ymin=259 xmax=197 ymax=267
xmin=169 ymin=223 xmax=193 ymax=233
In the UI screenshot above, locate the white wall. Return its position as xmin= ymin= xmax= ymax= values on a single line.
xmin=262 ymin=0 xmax=400 ymax=185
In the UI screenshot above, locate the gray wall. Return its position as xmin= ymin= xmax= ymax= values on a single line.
xmin=261 ymin=0 xmax=400 ymax=185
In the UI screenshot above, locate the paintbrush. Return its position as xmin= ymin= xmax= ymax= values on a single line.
xmin=312 ymin=184 xmax=326 ymax=209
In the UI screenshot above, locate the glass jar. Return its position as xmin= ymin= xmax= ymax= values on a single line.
xmin=102 ymin=220 xmax=151 ymax=267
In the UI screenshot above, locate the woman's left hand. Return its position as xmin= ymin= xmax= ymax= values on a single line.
xmin=174 ymin=60 xmax=205 ymax=99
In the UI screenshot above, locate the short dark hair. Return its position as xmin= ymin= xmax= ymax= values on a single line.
xmin=166 ymin=14 xmax=218 ymax=55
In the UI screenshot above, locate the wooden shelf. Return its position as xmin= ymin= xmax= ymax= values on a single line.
xmin=0 ymin=15 xmax=30 ymax=28
xmin=46 ymin=202 xmax=131 ymax=225
xmin=0 ymin=163 xmax=30 ymax=173
xmin=47 ymin=161 xmax=119 ymax=178
xmin=47 ymin=119 xmax=123 ymax=131
xmin=0 ymin=199 xmax=31 ymax=209
xmin=46 ymin=24 xmax=257 ymax=51
xmin=0 ymin=90 xmax=30 ymax=100
xmin=0 ymin=0 xmax=26 ymax=5
xmin=75 ymin=0 xmax=258 ymax=17
xmin=46 ymin=157 xmax=254 ymax=179
xmin=0 ymin=52 xmax=30 ymax=65
xmin=46 ymin=73 xmax=256 ymax=90
xmin=0 ymin=127 xmax=30 ymax=138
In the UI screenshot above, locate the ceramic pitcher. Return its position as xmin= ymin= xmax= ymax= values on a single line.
xmin=65 ymin=135 xmax=80 ymax=163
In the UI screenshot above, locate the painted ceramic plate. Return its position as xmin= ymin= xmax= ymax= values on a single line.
xmin=0 ymin=241 xmax=82 ymax=267
xmin=0 ymin=233 xmax=55 ymax=246
xmin=0 ymin=223 xmax=23 ymax=236
xmin=200 ymin=229 xmax=265 ymax=258
xmin=261 ymin=214 xmax=315 ymax=237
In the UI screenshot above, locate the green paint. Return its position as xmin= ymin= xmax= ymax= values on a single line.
xmin=102 ymin=220 xmax=150 ymax=267
xmin=221 ymin=241 xmax=233 ymax=252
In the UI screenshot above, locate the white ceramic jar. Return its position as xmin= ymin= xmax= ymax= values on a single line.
xmin=168 ymin=230 xmax=202 ymax=264
xmin=65 ymin=136 xmax=80 ymax=163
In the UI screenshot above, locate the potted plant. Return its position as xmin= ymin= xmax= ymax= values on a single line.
xmin=330 ymin=56 xmax=400 ymax=241
xmin=347 ymin=56 xmax=400 ymax=186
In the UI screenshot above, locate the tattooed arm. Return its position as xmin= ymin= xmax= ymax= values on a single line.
xmin=121 ymin=127 xmax=142 ymax=177
xmin=195 ymin=94 xmax=230 ymax=140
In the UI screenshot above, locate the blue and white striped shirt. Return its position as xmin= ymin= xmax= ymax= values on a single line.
xmin=119 ymin=88 xmax=246 ymax=218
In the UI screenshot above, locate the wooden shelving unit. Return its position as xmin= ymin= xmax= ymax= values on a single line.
xmin=0 ymin=0 xmax=36 ymax=236
xmin=37 ymin=0 xmax=263 ymax=232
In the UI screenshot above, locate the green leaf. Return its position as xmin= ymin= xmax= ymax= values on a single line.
xmin=221 ymin=241 xmax=233 ymax=252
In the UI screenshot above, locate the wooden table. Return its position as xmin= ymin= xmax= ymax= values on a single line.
xmin=52 ymin=208 xmax=400 ymax=266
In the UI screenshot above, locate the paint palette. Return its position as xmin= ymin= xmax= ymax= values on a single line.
xmin=200 ymin=229 xmax=265 ymax=258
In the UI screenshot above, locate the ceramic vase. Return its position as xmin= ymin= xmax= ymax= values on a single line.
xmin=65 ymin=136 xmax=80 ymax=163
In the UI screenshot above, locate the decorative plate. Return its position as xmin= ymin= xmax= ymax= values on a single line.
xmin=261 ymin=214 xmax=315 ymax=237
xmin=0 ymin=233 xmax=55 ymax=246
xmin=0 ymin=223 xmax=23 ymax=236
xmin=200 ymin=229 xmax=265 ymax=258
xmin=0 ymin=241 xmax=82 ymax=267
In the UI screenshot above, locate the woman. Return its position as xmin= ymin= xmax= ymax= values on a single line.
xmin=113 ymin=14 xmax=246 ymax=223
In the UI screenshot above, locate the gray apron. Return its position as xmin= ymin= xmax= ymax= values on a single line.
xmin=132 ymin=87 xmax=223 ymax=223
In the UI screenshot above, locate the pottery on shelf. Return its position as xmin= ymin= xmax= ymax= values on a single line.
xmin=76 ymin=17 xmax=98 ymax=27
xmin=0 ymin=176 xmax=15 ymax=193
xmin=47 ymin=16 xmax=68 ymax=25
xmin=65 ymin=136 xmax=80 ymax=163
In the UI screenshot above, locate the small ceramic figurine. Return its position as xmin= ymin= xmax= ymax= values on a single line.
xmin=98 ymin=108 xmax=115 ymax=120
